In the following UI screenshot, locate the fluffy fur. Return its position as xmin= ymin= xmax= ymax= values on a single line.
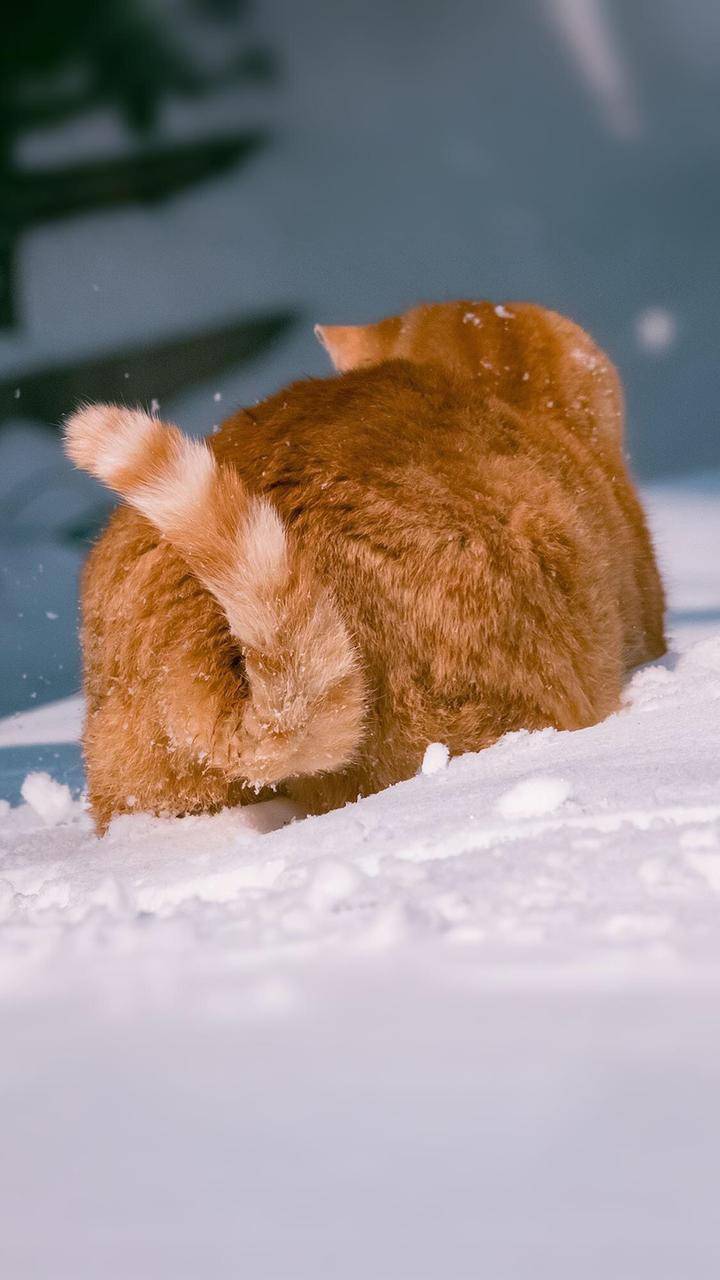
xmin=65 ymin=299 xmax=665 ymax=831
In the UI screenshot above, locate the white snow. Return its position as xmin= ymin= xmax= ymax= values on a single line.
xmin=305 ymin=857 xmax=364 ymax=913
xmin=570 ymin=344 xmax=599 ymax=370
xmin=0 ymin=693 xmax=83 ymax=745
xmin=421 ymin=741 xmax=450 ymax=774
xmin=1 ymin=479 xmax=720 ymax=1278
xmin=19 ymin=771 xmax=75 ymax=827
xmin=495 ymin=773 xmax=572 ymax=819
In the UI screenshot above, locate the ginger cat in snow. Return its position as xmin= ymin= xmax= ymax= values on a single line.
xmin=65 ymin=299 xmax=665 ymax=832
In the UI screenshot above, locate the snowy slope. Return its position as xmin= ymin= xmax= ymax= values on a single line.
xmin=0 ymin=694 xmax=83 ymax=747
xmin=1 ymin=480 xmax=719 ymax=1280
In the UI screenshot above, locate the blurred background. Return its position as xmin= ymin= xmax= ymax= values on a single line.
xmin=1 ymin=0 xmax=719 ymax=718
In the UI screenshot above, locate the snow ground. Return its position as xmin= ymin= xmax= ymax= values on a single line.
xmin=1 ymin=479 xmax=719 ymax=1279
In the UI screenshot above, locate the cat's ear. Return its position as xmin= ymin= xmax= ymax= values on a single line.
xmin=315 ymin=324 xmax=367 ymax=372
xmin=315 ymin=315 xmax=403 ymax=372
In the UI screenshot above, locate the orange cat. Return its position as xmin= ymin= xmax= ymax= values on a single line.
xmin=65 ymin=299 xmax=665 ymax=832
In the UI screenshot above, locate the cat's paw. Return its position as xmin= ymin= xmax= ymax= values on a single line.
xmin=202 ymin=709 xmax=291 ymax=786
xmin=201 ymin=714 xmax=247 ymax=775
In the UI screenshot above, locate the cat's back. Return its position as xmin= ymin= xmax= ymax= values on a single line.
xmin=213 ymin=359 xmax=616 ymax=565
xmin=214 ymin=357 xmax=662 ymax=690
xmin=212 ymin=360 xmax=643 ymax=758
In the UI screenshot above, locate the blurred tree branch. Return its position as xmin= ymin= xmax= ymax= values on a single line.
xmin=0 ymin=0 xmax=296 ymax=508
xmin=0 ymin=310 xmax=294 ymax=428
xmin=1 ymin=0 xmax=280 ymax=326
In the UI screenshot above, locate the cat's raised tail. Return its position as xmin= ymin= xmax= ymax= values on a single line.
xmin=64 ymin=404 xmax=366 ymax=788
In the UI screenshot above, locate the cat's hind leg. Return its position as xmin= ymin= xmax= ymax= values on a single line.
xmin=80 ymin=510 xmax=258 ymax=830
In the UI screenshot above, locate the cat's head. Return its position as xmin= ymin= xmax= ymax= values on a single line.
xmin=315 ymin=300 xmax=527 ymax=375
xmin=316 ymin=299 xmax=623 ymax=443
xmin=313 ymin=300 xmax=543 ymax=373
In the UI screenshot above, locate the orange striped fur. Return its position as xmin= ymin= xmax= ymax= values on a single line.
xmin=65 ymin=405 xmax=366 ymax=808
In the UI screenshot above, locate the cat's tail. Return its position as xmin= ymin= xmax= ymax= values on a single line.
xmin=64 ymin=403 xmax=366 ymax=787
